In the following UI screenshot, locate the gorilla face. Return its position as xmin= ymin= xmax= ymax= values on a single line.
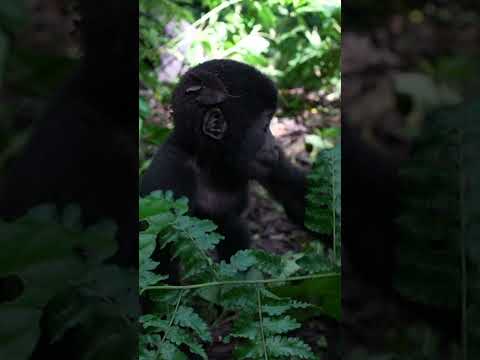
xmin=236 ymin=109 xmax=277 ymax=166
xmin=170 ymin=59 xmax=279 ymax=178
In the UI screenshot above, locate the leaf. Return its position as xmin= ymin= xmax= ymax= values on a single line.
xmin=266 ymin=336 xmax=315 ymax=359
xmin=0 ymin=206 xmax=117 ymax=360
xmin=262 ymin=316 xmax=301 ymax=335
xmin=306 ymin=142 xmax=341 ymax=239
xmin=0 ymin=305 xmax=40 ymax=360
xmin=250 ymin=250 xmax=283 ymax=277
xmin=230 ymin=315 xmax=257 ymax=340
xmin=139 ymin=191 xmax=188 ymax=220
xmin=139 ymin=97 xmax=151 ymax=119
xmin=262 ymin=300 xmax=311 ymax=316
xmin=174 ymin=306 xmax=212 ymax=343
xmin=158 ymin=341 xmax=188 ymax=360
xmin=141 ymin=315 xmax=208 ymax=360
xmin=229 ymin=250 xmax=257 ymax=272
xmin=272 ymin=275 xmax=341 ymax=320
xmin=220 ymin=286 xmax=256 ymax=311
xmin=42 ymin=288 xmax=93 ymax=344
xmin=297 ymin=0 xmax=340 ymax=16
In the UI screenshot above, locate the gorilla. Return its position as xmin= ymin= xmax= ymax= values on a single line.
xmin=140 ymin=59 xmax=308 ymax=278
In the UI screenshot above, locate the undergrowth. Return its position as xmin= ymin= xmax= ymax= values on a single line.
xmin=139 ymin=142 xmax=341 ymax=359
xmin=343 ymin=100 xmax=480 ymax=359
xmin=392 ymin=101 xmax=480 ymax=359
xmin=0 ymin=205 xmax=138 ymax=360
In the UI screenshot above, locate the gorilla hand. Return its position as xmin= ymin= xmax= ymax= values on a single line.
xmin=247 ymin=134 xmax=280 ymax=181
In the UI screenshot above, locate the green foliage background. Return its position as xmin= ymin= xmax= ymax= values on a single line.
xmin=140 ymin=0 xmax=340 ymax=91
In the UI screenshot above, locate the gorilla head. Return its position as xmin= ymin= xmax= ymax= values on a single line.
xmin=170 ymin=59 xmax=279 ymax=177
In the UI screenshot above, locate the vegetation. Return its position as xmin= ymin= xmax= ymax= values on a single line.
xmin=0 ymin=205 xmax=137 ymax=360
xmin=140 ymin=144 xmax=341 ymax=359
xmin=341 ymin=2 xmax=480 ymax=359
xmin=139 ymin=0 xmax=341 ymax=358
xmin=0 ymin=0 xmax=341 ymax=358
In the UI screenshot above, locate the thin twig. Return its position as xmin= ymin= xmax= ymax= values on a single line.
xmin=457 ymin=130 xmax=467 ymax=360
xmin=256 ymin=286 xmax=269 ymax=360
xmin=141 ymin=272 xmax=339 ymax=293
xmin=160 ymin=290 xmax=185 ymax=345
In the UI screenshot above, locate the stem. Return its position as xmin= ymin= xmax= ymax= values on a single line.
xmin=256 ymin=286 xmax=269 ymax=360
xmin=331 ymin=152 xmax=337 ymax=259
xmin=178 ymin=227 xmax=219 ymax=278
xmin=160 ymin=290 xmax=184 ymax=345
xmin=141 ymin=272 xmax=338 ymax=294
xmin=457 ymin=130 xmax=467 ymax=360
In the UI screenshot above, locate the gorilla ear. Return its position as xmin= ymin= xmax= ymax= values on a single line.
xmin=186 ymin=71 xmax=228 ymax=105
xmin=202 ymin=108 xmax=227 ymax=140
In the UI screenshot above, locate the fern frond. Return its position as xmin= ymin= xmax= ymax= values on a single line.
xmin=305 ymin=142 xmax=341 ymax=237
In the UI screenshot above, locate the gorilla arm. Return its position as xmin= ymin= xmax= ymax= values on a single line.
xmin=248 ymin=137 xmax=308 ymax=228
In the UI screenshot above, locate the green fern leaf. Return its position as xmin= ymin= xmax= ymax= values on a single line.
xmin=266 ymin=336 xmax=316 ymax=359
xmin=158 ymin=341 xmax=187 ymax=360
xmin=305 ymin=143 xmax=341 ymax=236
xmin=231 ymin=316 xmax=258 ymax=340
xmin=262 ymin=316 xmax=302 ymax=335
xmin=174 ymin=305 xmax=212 ymax=343
xmin=261 ymin=300 xmax=311 ymax=316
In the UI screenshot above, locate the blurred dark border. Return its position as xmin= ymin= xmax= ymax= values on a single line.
xmin=342 ymin=1 xmax=480 ymax=358
xmin=0 ymin=1 xmax=138 ymax=359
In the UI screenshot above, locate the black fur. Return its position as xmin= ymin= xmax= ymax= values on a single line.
xmin=140 ymin=60 xmax=308 ymax=281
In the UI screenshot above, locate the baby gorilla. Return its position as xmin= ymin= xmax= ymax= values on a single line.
xmin=140 ymin=59 xmax=307 ymax=279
